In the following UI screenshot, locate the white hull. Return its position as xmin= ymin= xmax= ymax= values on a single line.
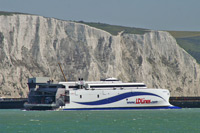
xmin=59 ymin=89 xmax=178 ymax=110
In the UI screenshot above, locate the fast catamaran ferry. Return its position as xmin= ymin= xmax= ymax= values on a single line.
xmin=24 ymin=77 xmax=180 ymax=110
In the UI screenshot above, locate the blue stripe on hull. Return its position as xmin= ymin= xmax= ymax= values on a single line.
xmin=74 ymin=92 xmax=165 ymax=105
xmin=62 ymin=106 xmax=181 ymax=111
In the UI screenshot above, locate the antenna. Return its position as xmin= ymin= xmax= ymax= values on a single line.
xmin=58 ymin=62 xmax=67 ymax=82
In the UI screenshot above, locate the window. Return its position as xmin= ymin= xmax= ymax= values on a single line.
xmin=90 ymin=84 xmax=146 ymax=88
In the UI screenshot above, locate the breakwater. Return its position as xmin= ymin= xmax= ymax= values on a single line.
xmin=170 ymin=97 xmax=200 ymax=108
xmin=0 ymin=98 xmax=27 ymax=109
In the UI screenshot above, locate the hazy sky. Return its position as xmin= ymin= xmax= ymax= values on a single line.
xmin=0 ymin=0 xmax=200 ymax=31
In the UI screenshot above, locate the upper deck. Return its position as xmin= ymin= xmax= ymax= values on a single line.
xmin=59 ymin=78 xmax=147 ymax=90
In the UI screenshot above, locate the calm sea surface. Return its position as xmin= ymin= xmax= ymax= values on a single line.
xmin=0 ymin=108 xmax=200 ymax=133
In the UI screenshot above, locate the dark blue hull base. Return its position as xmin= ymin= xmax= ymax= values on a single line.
xmin=26 ymin=106 xmax=55 ymax=110
xmin=62 ymin=106 xmax=181 ymax=111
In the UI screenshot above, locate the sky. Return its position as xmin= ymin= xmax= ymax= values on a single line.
xmin=0 ymin=0 xmax=200 ymax=31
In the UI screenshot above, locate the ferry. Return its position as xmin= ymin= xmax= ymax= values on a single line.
xmin=24 ymin=77 xmax=180 ymax=110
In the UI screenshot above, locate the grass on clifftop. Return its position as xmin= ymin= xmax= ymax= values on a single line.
xmin=78 ymin=21 xmax=150 ymax=35
xmin=0 ymin=11 xmax=28 ymax=16
xmin=168 ymin=31 xmax=200 ymax=64
xmin=168 ymin=31 xmax=200 ymax=38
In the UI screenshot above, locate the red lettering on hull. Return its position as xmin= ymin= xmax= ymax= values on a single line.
xmin=136 ymin=98 xmax=151 ymax=104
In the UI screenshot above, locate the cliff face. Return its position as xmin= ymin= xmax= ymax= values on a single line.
xmin=0 ymin=14 xmax=200 ymax=97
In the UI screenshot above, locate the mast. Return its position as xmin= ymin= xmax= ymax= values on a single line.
xmin=58 ymin=62 xmax=67 ymax=82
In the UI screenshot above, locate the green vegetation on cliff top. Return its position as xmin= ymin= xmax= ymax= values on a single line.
xmin=168 ymin=31 xmax=200 ymax=64
xmin=78 ymin=21 xmax=150 ymax=35
xmin=0 ymin=11 xmax=28 ymax=16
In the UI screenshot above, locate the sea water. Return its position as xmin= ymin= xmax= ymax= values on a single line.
xmin=0 ymin=109 xmax=200 ymax=133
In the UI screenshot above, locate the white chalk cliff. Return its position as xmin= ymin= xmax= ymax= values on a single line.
xmin=0 ymin=14 xmax=199 ymax=97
